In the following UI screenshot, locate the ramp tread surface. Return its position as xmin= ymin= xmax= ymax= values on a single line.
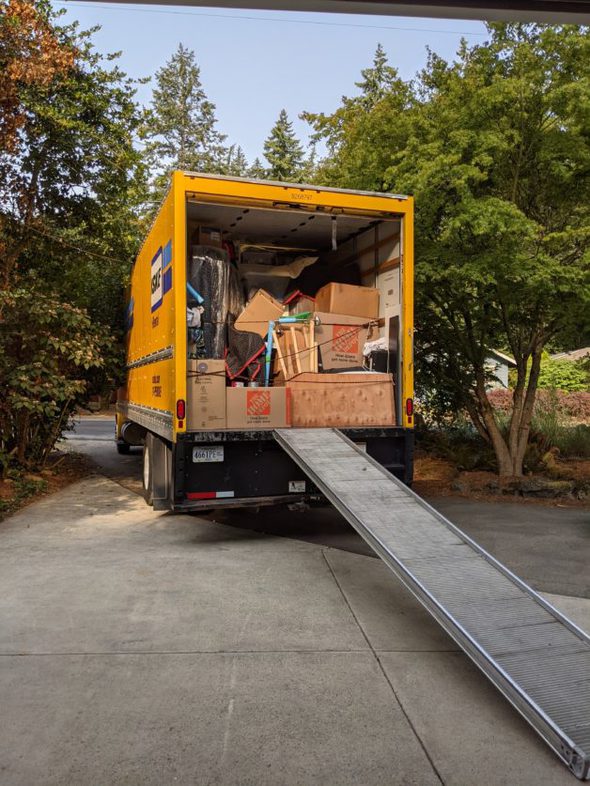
xmin=274 ymin=427 xmax=590 ymax=780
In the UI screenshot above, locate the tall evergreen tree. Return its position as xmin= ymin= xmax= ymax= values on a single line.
xmin=248 ymin=157 xmax=267 ymax=179
xmin=354 ymin=43 xmax=399 ymax=109
xmin=225 ymin=144 xmax=248 ymax=176
xmin=143 ymin=44 xmax=226 ymax=191
xmin=263 ymin=109 xmax=304 ymax=182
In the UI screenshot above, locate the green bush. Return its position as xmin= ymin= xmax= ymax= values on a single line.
xmin=509 ymin=354 xmax=590 ymax=393
xmin=0 ymin=285 xmax=108 ymax=472
xmin=537 ymin=357 xmax=589 ymax=392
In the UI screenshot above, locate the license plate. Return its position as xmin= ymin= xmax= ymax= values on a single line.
xmin=192 ymin=446 xmax=224 ymax=463
xmin=289 ymin=480 xmax=306 ymax=493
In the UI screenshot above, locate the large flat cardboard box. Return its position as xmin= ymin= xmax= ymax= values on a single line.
xmin=315 ymin=312 xmax=375 ymax=370
xmin=187 ymin=359 xmax=226 ymax=429
xmin=234 ymin=289 xmax=285 ymax=338
xmin=315 ymin=283 xmax=379 ymax=320
xmin=192 ymin=225 xmax=223 ymax=248
xmin=287 ymin=372 xmax=395 ymax=428
xmin=226 ymin=387 xmax=291 ymax=429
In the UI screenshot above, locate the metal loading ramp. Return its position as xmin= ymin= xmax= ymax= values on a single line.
xmin=274 ymin=427 xmax=590 ymax=780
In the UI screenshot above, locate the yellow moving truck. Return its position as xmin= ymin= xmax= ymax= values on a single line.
xmin=117 ymin=172 xmax=414 ymax=511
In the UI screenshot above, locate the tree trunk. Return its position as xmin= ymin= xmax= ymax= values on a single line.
xmin=469 ymin=347 xmax=543 ymax=478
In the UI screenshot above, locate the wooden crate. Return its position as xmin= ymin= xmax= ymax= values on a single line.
xmin=273 ymin=321 xmax=318 ymax=382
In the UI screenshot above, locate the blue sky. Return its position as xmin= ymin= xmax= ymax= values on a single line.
xmin=53 ymin=3 xmax=487 ymax=163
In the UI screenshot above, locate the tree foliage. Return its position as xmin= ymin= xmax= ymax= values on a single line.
xmin=305 ymin=26 xmax=590 ymax=476
xmin=142 ymin=43 xmax=227 ymax=195
xmin=225 ymin=144 xmax=248 ymax=176
xmin=0 ymin=4 xmax=145 ymax=470
xmin=537 ymin=356 xmax=590 ymax=392
xmin=263 ymin=109 xmax=305 ymax=181
xmin=0 ymin=287 xmax=106 ymax=472
xmin=0 ymin=0 xmax=73 ymax=152
xmin=248 ymin=156 xmax=267 ymax=179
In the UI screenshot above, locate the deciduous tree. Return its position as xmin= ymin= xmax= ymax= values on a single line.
xmin=305 ymin=25 xmax=590 ymax=477
xmin=0 ymin=9 xmax=146 ymax=469
xmin=0 ymin=0 xmax=73 ymax=152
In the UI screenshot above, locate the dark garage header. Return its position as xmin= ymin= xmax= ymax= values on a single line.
xmin=87 ymin=0 xmax=590 ymax=24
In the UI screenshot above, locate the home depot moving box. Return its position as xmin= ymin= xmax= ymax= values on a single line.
xmin=187 ymin=359 xmax=226 ymax=429
xmin=315 ymin=282 xmax=379 ymax=320
xmin=315 ymin=312 xmax=375 ymax=370
xmin=287 ymin=372 xmax=395 ymax=428
xmin=234 ymin=289 xmax=285 ymax=338
xmin=226 ymin=387 xmax=291 ymax=429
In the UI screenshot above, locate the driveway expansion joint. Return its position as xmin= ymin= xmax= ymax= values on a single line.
xmin=321 ymin=549 xmax=446 ymax=786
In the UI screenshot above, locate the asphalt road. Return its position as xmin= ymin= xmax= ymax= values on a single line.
xmin=66 ymin=416 xmax=590 ymax=598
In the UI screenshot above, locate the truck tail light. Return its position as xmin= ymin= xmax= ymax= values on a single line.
xmin=176 ymin=399 xmax=186 ymax=420
xmin=406 ymin=398 xmax=414 ymax=421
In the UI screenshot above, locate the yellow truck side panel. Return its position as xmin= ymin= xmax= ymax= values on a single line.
xmin=119 ymin=178 xmax=186 ymax=441
xmin=401 ymin=196 xmax=414 ymax=429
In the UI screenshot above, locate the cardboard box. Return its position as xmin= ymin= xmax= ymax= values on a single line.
xmin=290 ymin=296 xmax=316 ymax=315
xmin=315 ymin=312 xmax=375 ymax=370
xmin=314 ymin=283 xmax=379 ymax=320
xmin=286 ymin=372 xmax=395 ymax=428
xmin=284 ymin=290 xmax=316 ymax=315
xmin=226 ymin=387 xmax=291 ymax=429
xmin=234 ymin=289 xmax=285 ymax=338
xmin=187 ymin=359 xmax=226 ymax=429
xmin=192 ymin=225 xmax=223 ymax=248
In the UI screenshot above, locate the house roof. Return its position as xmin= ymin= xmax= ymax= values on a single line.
xmin=487 ymin=349 xmax=517 ymax=367
xmin=551 ymin=348 xmax=590 ymax=362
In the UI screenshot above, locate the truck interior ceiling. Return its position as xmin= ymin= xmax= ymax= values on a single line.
xmin=185 ymin=196 xmax=404 ymax=416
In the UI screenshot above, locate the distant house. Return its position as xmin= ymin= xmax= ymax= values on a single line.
xmin=550 ymin=347 xmax=590 ymax=362
xmin=485 ymin=349 xmax=517 ymax=389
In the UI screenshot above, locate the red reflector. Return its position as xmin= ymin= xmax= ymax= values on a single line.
xmin=406 ymin=398 xmax=414 ymax=417
xmin=176 ymin=399 xmax=186 ymax=419
xmin=187 ymin=492 xmax=216 ymax=500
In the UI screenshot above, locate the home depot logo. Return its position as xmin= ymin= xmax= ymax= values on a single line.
xmin=247 ymin=390 xmax=271 ymax=417
xmin=332 ymin=325 xmax=359 ymax=355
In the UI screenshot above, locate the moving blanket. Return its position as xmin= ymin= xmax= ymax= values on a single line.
xmin=188 ymin=245 xmax=244 ymax=358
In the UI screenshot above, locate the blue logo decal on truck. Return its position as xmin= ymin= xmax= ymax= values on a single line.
xmin=151 ymin=240 xmax=172 ymax=313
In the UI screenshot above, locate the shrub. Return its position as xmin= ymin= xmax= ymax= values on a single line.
xmin=537 ymin=357 xmax=589 ymax=392
xmin=0 ymin=285 xmax=108 ymax=472
xmin=488 ymin=388 xmax=590 ymax=421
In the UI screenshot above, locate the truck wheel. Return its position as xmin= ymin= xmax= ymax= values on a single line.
xmin=142 ymin=436 xmax=153 ymax=505
xmin=116 ymin=441 xmax=131 ymax=455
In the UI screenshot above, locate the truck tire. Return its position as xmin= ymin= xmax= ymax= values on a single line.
xmin=142 ymin=436 xmax=154 ymax=505
xmin=116 ymin=441 xmax=131 ymax=455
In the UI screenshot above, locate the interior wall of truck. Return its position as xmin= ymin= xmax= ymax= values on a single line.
xmin=185 ymin=198 xmax=404 ymax=417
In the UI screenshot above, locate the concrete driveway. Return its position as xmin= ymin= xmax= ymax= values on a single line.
xmin=1 ymin=462 xmax=589 ymax=784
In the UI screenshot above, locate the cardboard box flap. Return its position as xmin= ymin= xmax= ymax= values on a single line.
xmin=234 ymin=289 xmax=285 ymax=338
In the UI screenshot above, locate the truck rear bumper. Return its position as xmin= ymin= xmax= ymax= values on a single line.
xmin=172 ymin=493 xmax=319 ymax=512
xmin=171 ymin=427 xmax=413 ymax=512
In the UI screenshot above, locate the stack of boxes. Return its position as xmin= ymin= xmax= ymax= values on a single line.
xmin=187 ymin=280 xmax=395 ymax=431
